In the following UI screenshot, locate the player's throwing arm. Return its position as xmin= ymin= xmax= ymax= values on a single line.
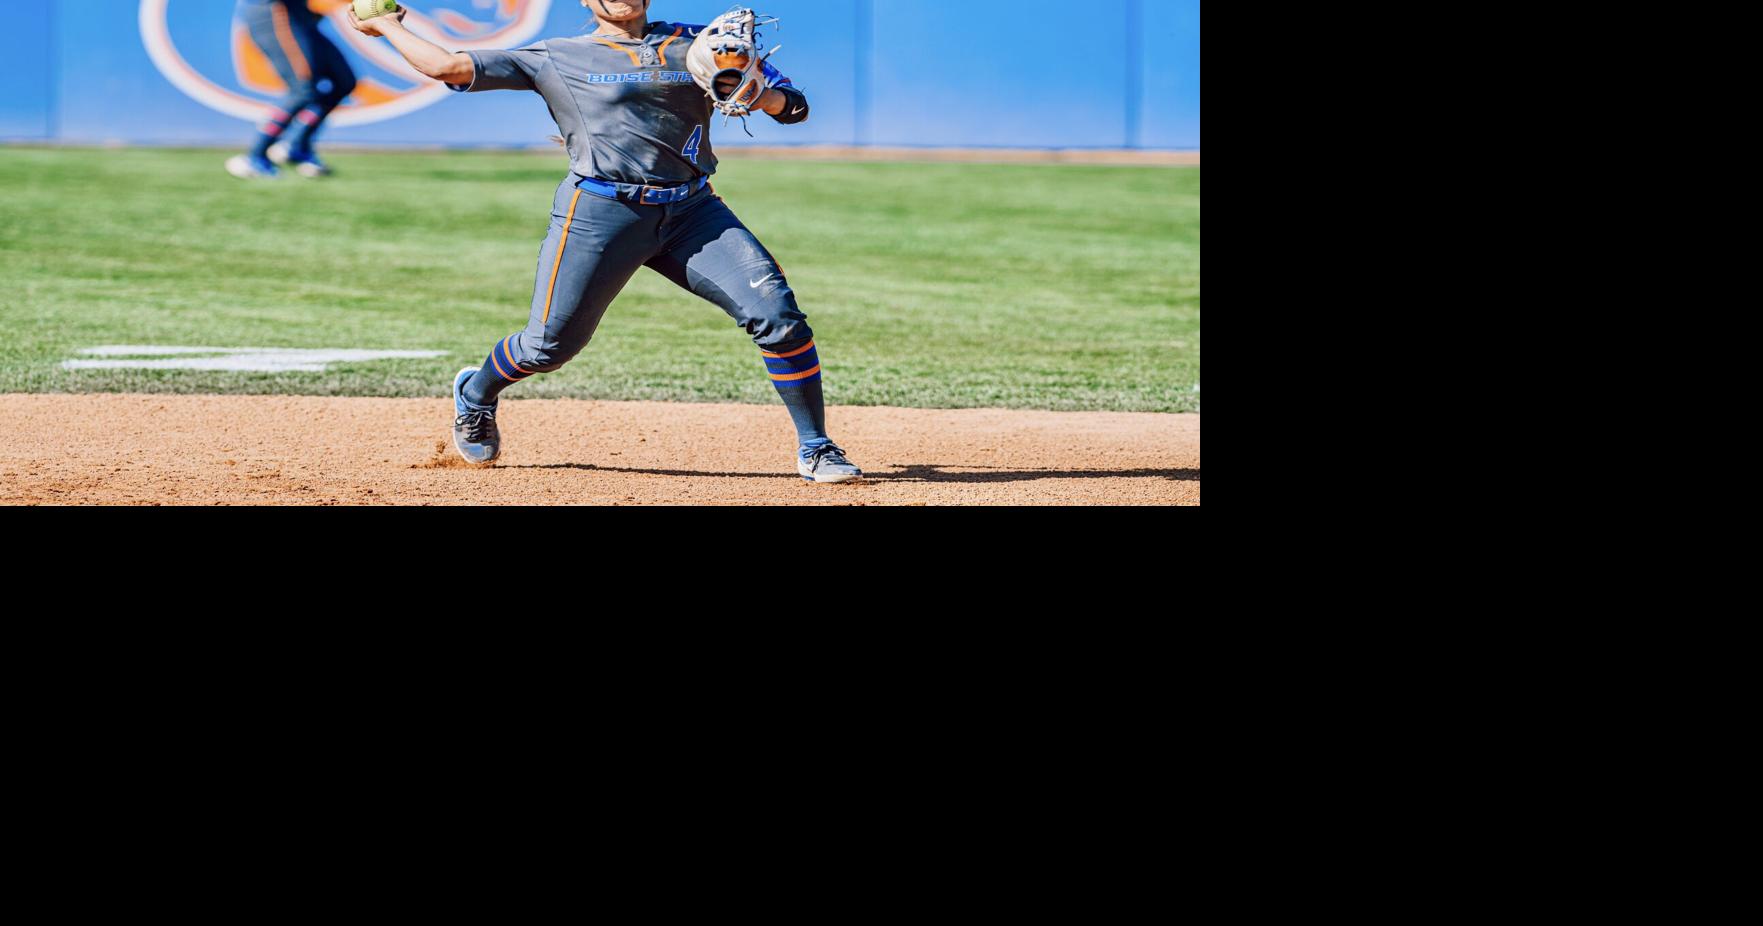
xmin=349 ymin=2 xmax=860 ymax=484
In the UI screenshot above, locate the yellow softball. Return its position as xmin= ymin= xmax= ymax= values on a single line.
xmin=353 ymin=0 xmax=400 ymax=20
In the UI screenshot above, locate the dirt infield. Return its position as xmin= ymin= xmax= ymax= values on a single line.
xmin=0 ymin=395 xmax=1199 ymax=506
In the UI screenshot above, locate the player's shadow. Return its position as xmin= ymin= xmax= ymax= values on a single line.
xmin=513 ymin=463 xmax=795 ymax=478
xmin=511 ymin=463 xmax=1200 ymax=484
xmin=879 ymin=465 xmax=1199 ymax=484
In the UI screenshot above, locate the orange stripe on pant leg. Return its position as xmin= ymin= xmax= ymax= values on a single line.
xmin=769 ymin=365 xmax=822 ymax=382
xmin=271 ymin=4 xmax=311 ymax=82
xmin=760 ymin=340 xmax=816 ymax=360
xmin=542 ymin=189 xmax=583 ymax=325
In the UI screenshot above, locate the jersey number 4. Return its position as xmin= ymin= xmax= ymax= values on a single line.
xmin=682 ymin=125 xmax=704 ymax=165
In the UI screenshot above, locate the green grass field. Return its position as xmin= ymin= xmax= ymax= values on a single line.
xmin=0 ymin=147 xmax=1199 ymax=412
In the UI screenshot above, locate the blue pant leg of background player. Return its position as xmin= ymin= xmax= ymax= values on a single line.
xmin=228 ymin=1 xmax=356 ymax=178
xmin=273 ymin=20 xmax=356 ymax=171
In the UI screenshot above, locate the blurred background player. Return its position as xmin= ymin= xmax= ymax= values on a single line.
xmin=225 ymin=0 xmax=358 ymax=179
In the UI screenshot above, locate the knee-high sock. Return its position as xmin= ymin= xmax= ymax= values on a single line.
xmin=763 ymin=340 xmax=829 ymax=449
xmin=461 ymin=334 xmax=534 ymax=410
xmin=248 ymin=108 xmax=298 ymax=158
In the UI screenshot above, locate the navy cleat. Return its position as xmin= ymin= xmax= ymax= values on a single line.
xmin=798 ymin=442 xmax=863 ymax=484
xmin=224 ymin=154 xmax=278 ymax=180
xmin=266 ymin=143 xmax=332 ymax=178
xmin=452 ymin=367 xmax=501 ymax=465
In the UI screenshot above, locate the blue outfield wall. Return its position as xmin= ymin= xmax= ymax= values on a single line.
xmin=0 ymin=3 xmax=55 ymax=139
xmin=0 ymin=0 xmax=1198 ymax=150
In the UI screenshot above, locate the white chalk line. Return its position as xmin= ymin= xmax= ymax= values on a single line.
xmin=63 ymin=346 xmax=448 ymax=373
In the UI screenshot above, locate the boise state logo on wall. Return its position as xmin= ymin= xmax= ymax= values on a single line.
xmin=139 ymin=0 xmax=554 ymax=126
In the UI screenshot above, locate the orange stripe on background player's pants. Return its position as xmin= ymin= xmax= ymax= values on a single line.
xmin=270 ymin=3 xmax=311 ymax=82
xmin=592 ymin=37 xmax=643 ymax=66
xmin=542 ymin=190 xmax=583 ymax=325
xmin=769 ymin=365 xmax=822 ymax=382
xmin=658 ymin=26 xmax=685 ymax=66
xmin=236 ymin=25 xmax=288 ymax=94
xmin=760 ymin=340 xmax=815 ymax=360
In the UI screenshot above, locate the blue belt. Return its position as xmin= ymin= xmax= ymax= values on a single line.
xmin=575 ymin=175 xmax=708 ymax=205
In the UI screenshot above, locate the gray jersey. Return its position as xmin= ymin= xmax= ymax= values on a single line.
xmin=448 ymin=21 xmax=795 ymax=186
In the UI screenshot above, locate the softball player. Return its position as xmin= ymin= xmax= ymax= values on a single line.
xmin=226 ymin=0 xmax=358 ymax=179
xmin=350 ymin=0 xmax=862 ymax=483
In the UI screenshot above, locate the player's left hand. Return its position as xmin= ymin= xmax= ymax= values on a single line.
xmin=754 ymin=88 xmax=789 ymax=116
xmin=715 ymin=78 xmax=786 ymax=114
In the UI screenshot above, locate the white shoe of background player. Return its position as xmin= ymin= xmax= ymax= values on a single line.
xmin=266 ymin=143 xmax=333 ymax=178
xmin=224 ymin=154 xmax=279 ymax=180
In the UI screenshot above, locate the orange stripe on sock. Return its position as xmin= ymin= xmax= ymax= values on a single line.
xmin=592 ymin=37 xmax=643 ymax=66
xmin=760 ymin=340 xmax=816 ymax=360
xmin=769 ymin=365 xmax=822 ymax=382
xmin=499 ymin=337 xmax=527 ymax=376
xmin=270 ymin=4 xmax=311 ymax=82
xmin=658 ymin=26 xmax=685 ymax=66
xmin=542 ymin=189 xmax=583 ymax=325
xmin=486 ymin=338 xmax=522 ymax=381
